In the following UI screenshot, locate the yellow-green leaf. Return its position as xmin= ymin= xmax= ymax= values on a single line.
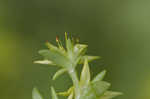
xmin=100 ymin=91 xmax=123 ymax=99
xmin=92 ymin=70 xmax=106 ymax=83
xmin=80 ymin=59 xmax=90 ymax=88
xmin=52 ymin=68 xmax=67 ymax=80
xmin=92 ymin=81 xmax=111 ymax=97
xmin=67 ymin=92 xmax=74 ymax=99
xmin=34 ymin=60 xmax=56 ymax=65
xmin=58 ymin=86 xmax=74 ymax=96
xmin=66 ymin=38 xmax=73 ymax=54
xmin=74 ymin=44 xmax=88 ymax=57
xmin=32 ymin=88 xmax=43 ymax=99
xmin=46 ymin=42 xmax=65 ymax=54
xmin=51 ymin=87 xmax=58 ymax=99
xmin=39 ymin=50 xmax=70 ymax=68
xmin=80 ymin=85 xmax=97 ymax=99
xmin=79 ymin=55 xmax=100 ymax=64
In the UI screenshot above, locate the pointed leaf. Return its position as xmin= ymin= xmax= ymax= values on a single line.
xmin=67 ymin=92 xmax=74 ymax=99
xmin=80 ymin=85 xmax=97 ymax=99
xmin=100 ymin=91 xmax=123 ymax=99
xmin=92 ymin=81 xmax=111 ymax=97
xmin=53 ymin=68 xmax=67 ymax=80
xmin=74 ymin=55 xmax=82 ymax=67
xmin=79 ymin=55 xmax=100 ymax=64
xmin=46 ymin=42 xmax=65 ymax=54
xmin=58 ymin=86 xmax=74 ymax=96
xmin=66 ymin=38 xmax=73 ymax=53
xmin=74 ymin=44 xmax=88 ymax=57
xmin=32 ymin=88 xmax=43 ymax=99
xmin=80 ymin=59 xmax=90 ymax=87
xmin=39 ymin=50 xmax=70 ymax=67
xmin=46 ymin=42 xmax=58 ymax=50
xmin=34 ymin=60 xmax=56 ymax=65
xmin=85 ymin=55 xmax=100 ymax=61
xmin=92 ymin=70 xmax=106 ymax=83
xmin=51 ymin=87 xmax=58 ymax=99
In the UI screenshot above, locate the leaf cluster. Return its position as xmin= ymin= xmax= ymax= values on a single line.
xmin=33 ymin=33 xmax=122 ymax=99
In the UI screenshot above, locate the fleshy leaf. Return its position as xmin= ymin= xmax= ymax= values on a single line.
xmin=67 ymin=92 xmax=74 ymax=99
xmin=100 ymin=91 xmax=123 ymax=99
xmin=84 ymin=55 xmax=100 ymax=61
xmin=52 ymin=68 xmax=67 ymax=80
xmin=32 ymin=88 xmax=43 ymax=99
xmin=39 ymin=49 xmax=70 ymax=68
xmin=80 ymin=81 xmax=111 ymax=99
xmin=58 ymin=86 xmax=74 ymax=96
xmin=92 ymin=81 xmax=111 ymax=97
xmin=80 ymin=59 xmax=90 ymax=87
xmin=80 ymin=85 xmax=97 ymax=99
xmin=34 ymin=34 xmax=122 ymax=99
xmin=34 ymin=60 xmax=56 ymax=65
xmin=79 ymin=55 xmax=100 ymax=64
xmin=74 ymin=44 xmax=88 ymax=57
xmin=92 ymin=70 xmax=106 ymax=83
xmin=46 ymin=41 xmax=65 ymax=54
xmin=51 ymin=87 xmax=58 ymax=99
xmin=66 ymin=38 xmax=73 ymax=54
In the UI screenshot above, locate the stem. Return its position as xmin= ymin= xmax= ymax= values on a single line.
xmin=68 ymin=68 xmax=80 ymax=99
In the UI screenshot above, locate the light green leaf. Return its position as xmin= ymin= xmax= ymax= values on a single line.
xmin=58 ymin=86 xmax=74 ymax=96
xmin=80 ymin=85 xmax=97 ymax=99
xmin=80 ymin=59 xmax=90 ymax=87
xmin=92 ymin=70 xmax=106 ymax=83
xmin=51 ymin=87 xmax=58 ymax=99
xmin=100 ymin=91 xmax=123 ymax=99
xmin=32 ymin=88 xmax=43 ymax=99
xmin=74 ymin=44 xmax=88 ymax=57
xmin=67 ymin=92 xmax=74 ymax=99
xmin=46 ymin=42 xmax=58 ymax=50
xmin=46 ymin=42 xmax=65 ymax=54
xmin=79 ymin=55 xmax=100 ymax=64
xmin=66 ymin=38 xmax=73 ymax=54
xmin=92 ymin=81 xmax=111 ymax=97
xmin=39 ymin=50 xmax=70 ymax=68
xmin=34 ymin=60 xmax=56 ymax=65
xmin=52 ymin=68 xmax=67 ymax=80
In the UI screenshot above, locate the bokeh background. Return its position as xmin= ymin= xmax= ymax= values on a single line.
xmin=0 ymin=0 xmax=150 ymax=99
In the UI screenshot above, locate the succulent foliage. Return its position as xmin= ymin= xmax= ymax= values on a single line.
xmin=33 ymin=33 xmax=122 ymax=99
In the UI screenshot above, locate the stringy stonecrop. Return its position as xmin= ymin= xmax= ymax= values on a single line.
xmin=33 ymin=33 xmax=122 ymax=99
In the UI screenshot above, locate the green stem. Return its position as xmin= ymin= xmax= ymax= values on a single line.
xmin=68 ymin=68 xmax=80 ymax=99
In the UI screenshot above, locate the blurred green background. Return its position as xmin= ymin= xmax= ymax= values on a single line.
xmin=0 ymin=0 xmax=150 ymax=99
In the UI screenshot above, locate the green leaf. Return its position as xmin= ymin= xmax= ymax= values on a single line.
xmin=34 ymin=60 xmax=56 ymax=65
xmin=34 ymin=34 xmax=123 ymax=99
xmin=80 ymin=85 xmax=97 ymax=99
xmin=58 ymin=86 xmax=74 ymax=96
xmin=66 ymin=38 xmax=73 ymax=54
xmin=52 ymin=68 xmax=67 ymax=80
xmin=79 ymin=55 xmax=100 ymax=64
xmin=39 ymin=49 xmax=70 ymax=68
xmin=100 ymin=91 xmax=123 ymax=99
xmin=51 ymin=87 xmax=58 ymax=99
xmin=91 ymin=81 xmax=111 ymax=97
xmin=80 ymin=59 xmax=90 ymax=87
xmin=74 ymin=44 xmax=88 ymax=57
xmin=32 ymin=88 xmax=43 ymax=99
xmin=92 ymin=70 xmax=106 ymax=83
xmin=80 ymin=81 xmax=111 ymax=99
xmin=46 ymin=42 xmax=65 ymax=54
xmin=67 ymin=92 xmax=74 ymax=99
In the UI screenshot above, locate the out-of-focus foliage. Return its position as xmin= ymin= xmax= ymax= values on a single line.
xmin=1 ymin=0 xmax=150 ymax=99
